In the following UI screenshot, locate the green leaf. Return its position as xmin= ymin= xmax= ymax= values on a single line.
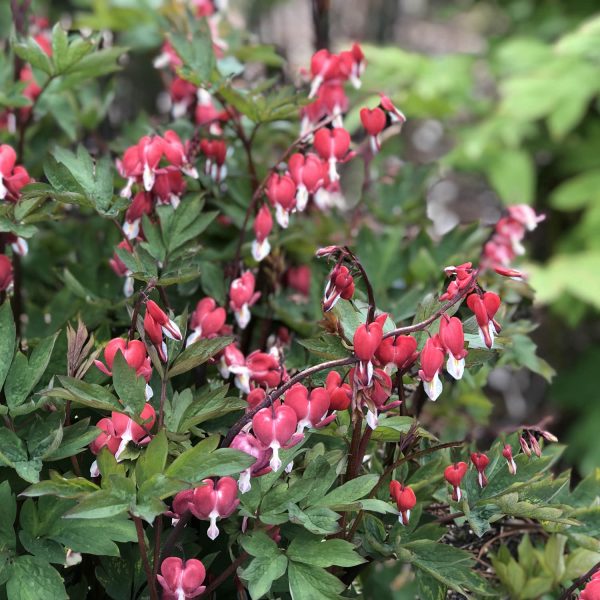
xmin=288 ymin=504 xmax=341 ymax=535
xmin=0 ymin=427 xmax=28 ymax=468
xmin=403 ymin=540 xmax=495 ymax=597
xmin=240 ymin=531 xmax=279 ymax=557
xmin=180 ymin=386 xmax=245 ymax=430
xmin=135 ymin=430 xmax=168 ymax=487
xmin=287 ymin=538 xmax=365 ymax=568
xmin=0 ymin=481 xmax=16 ymax=552
xmin=4 ymin=332 xmax=59 ymax=409
xmin=166 ymin=445 xmax=254 ymax=484
xmin=22 ymin=473 xmax=100 ymax=499
xmin=315 ymin=474 xmax=378 ymax=508
xmin=52 ymin=146 xmax=114 ymax=214
xmin=543 ymin=534 xmax=566 ymax=583
xmin=6 ymin=555 xmax=67 ymax=600
xmin=171 ymin=25 xmax=216 ymax=86
xmin=111 ymin=351 xmax=146 ymax=417
xmin=287 ymin=561 xmax=345 ymax=600
xmin=0 ymin=300 xmax=15 ymax=390
xmin=240 ymin=554 xmax=287 ymax=600
xmin=161 ymin=198 xmax=217 ymax=254
xmin=45 ymin=419 xmax=99 ymax=461
xmin=486 ymin=148 xmax=535 ymax=205
xmin=12 ymin=37 xmax=53 ymax=75
xmin=168 ymin=336 xmax=233 ymax=378
xmin=65 ymin=476 xmax=135 ymax=520
xmin=298 ymin=335 xmax=350 ymax=360
xmin=550 ymin=170 xmax=600 ymax=211
xmin=53 ymin=376 xmax=122 ymax=411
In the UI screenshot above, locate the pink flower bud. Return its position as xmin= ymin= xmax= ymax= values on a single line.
xmin=390 ymin=481 xmax=416 ymax=526
xmin=144 ymin=312 xmax=167 ymax=363
xmin=502 ymin=444 xmax=517 ymax=475
xmin=470 ymin=452 xmax=490 ymax=488
xmin=323 ymin=264 xmax=355 ymax=311
xmin=467 ymin=292 xmax=502 ymax=349
xmin=189 ymin=477 xmax=240 ymax=540
xmin=147 ymin=300 xmax=182 ymax=341
xmin=444 ymin=462 xmax=468 ymax=502
xmin=379 ymin=94 xmax=406 ymax=124
xmin=94 ymin=338 xmax=152 ymax=381
xmin=157 ymin=557 xmax=206 ymax=600
xmin=438 ymin=316 xmax=468 ymax=380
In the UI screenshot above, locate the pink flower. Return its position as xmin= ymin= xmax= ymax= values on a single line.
xmin=89 ymin=418 xmax=122 ymax=456
xmin=0 ymin=144 xmax=31 ymax=201
xmin=444 ymin=462 xmax=468 ymax=502
xmin=157 ymin=557 xmax=206 ymax=600
xmin=0 ymin=254 xmax=13 ymax=292
xmin=200 ymin=139 xmax=227 ymax=181
xmin=467 ymin=291 xmax=501 ymax=349
xmin=188 ymin=477 xmax=240 ymax=540
xmin=470 ymin=452 xmax=490 ymax=488
xmin=360 ymin=107 xmax=386 ymax=153
xmin=390 ymin=481 xmax=416 ymax=526
xmin=187 ymin=297 xmax=227 ymax=346
xmin=323 ymin=264 xmax=355 ymax=311
xmin=252 ymin=204 xmax=273 ymax=262
xmin=252 ymin=405 xmax=303 ymax=471
xmin=502 ymin=444 xmax=517 ymax=475
xmin=580 ymin=571 xmax=600 ymax=600
xmin=418 ymin=336 xmax=445 ymax=401
xmin=94 ymin=338 xmax=152 ymax=383
xmin=379 ymin=94 xmax=406 ymax=124
xmin=266 ymin=173 xmax=297 ymax=228
xmin=246 ymin=351 xmax=282 ymax=389
xmin=438 ymin=315 xmax=468 ymax=380
xmin=230 ymin=431 xmax=272 ymax=493
xmin=283 ymin=383 xmax=331 ymax=432
xmin=146 ymin=300 xmax=182 ymax=341
xmin=286 ymin=265 xmax=311 ymax=297
xmin=229 ymin=271 xmax=260 ymax=329
xmin=353 ymin=315 xmax=386 ymax=386
xmin=313 ymin=127 xmax=352 ymax=183
xmin=288 ymin=153 xmax=325 ymax=211
xmin=325 ymin=371 xmax=352 ymax=411
xmin=375 ymin=335 xmax=418 ymax=371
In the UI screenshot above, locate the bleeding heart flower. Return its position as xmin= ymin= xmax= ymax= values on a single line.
xmin=189 ymin=477 xmax=240 ymax=540
xmin=376 ymin=335 xmax=418 ymax=371
xmin=502 ymin=444 xmax=517 ymax=475
xmin=390 ymin=480 xmax=416 ymax=526
xmin=111 ymin=403 xmax=156 ymax=459
xmin=325 ymin=371 xmax=352 ymax=411
xmin=0 ymin=144 xmax=31 ymax=201
xmin=187 ymin=297 xmax=227 ymax=346
xmin=283 ymin=383 xmax=331 ymax=432
xmin=266 ymin=173 xmax=297 ymax=228
xmin=353 ymin=315 xmax=386 ymax=386
xmin=147 ymin=300 xmax=182 ymax=341
xmin=470 ymin=452 xmax=490 ymax=488
xmin=246 ymin=351 xmax=282 ymax=389
xmin=323 ymin=264 xmax=355 ymax=312
xmin=144 ymin=311 xmax=168 ymax=363
xmin=467 ymin=291 xmax=501 ymax=349
xmin=418 ymin=336 xmax=445 ymax=401
xmin=89 ymin=418 xmax=122 ymax=457
xmin=313 ymin=127 xmax=351 ymax=183
xmin=157 ymin=557 xmax=206 ymax=600
xmin=288 ymin=153 xmax=325 ymax=211
xmin=438 ymin=316 xmax=468 ymax=380
xmin=252 ymin=204 xmax=273 ymax=262
xmin=231 ymin=431 xmax=272 ymax=493
xmin=229 ymin=271 xmax=261 ymax=329
xmin=360 ymin=107 xmax=386 ymax=153
xmin=94 ymin=338 xmax=152 ymax=384
xmin=252 ymin=405 xmax=302 ymax=471
xmin=308 ymin=49 xmax=340 ymax=98
xmin=444 ymin=461 xmax=468 ymax=502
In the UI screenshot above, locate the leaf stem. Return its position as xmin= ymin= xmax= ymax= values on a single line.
xmin=133 ymin=515 xmax=159 ymax=600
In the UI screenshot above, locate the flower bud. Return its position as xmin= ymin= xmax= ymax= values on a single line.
xmin=390 ymin=480 xmax=416 ymax=526
xmin=444 ymin=462 xmax=468 ymax=502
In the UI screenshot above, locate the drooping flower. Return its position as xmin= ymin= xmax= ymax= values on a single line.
xmin=229 ymin=271 xmax=260 ymax=330
xmin=418 ymin=336 xmax=445 ymax=401
xmin=230 ymin=431 xmax=272 ymax=493
xmin=438 ymin=315 xmax=468 ymax=380
xmin=157 ymin=557 xmax=206 ymax=600
xmin=313 ymin=127 xmax=352 ymax=183
xmin=287 ymin=153 xmax=325 ymax=211
xmin=467 ymin=291 xmax=501 ymax=349
xmin=360 ymin=107 xmax=386 ymax=153
xmin=390 ymin=481 xmax=416 ymax=526
xmin=470 ymin=452 xmax=490 ymax=488
xmin=444 ymin=462 xmax=468 ymax=502
xmin=252 ymin=204 xmax=273 ymax=262
xmin=188 ymin=477 xmax=240 ymax=540
xmin=325 ymin=371 xmax=352 ymax=411
xmin=353 ymin=314 xmax=386 ymax=386
xmin=283 ymin=383 xmax=332 ymax=432
xmin=266 ymin=173 xmax=297 ymax=229
xmin=323 ymin=264 xmax=355 ymax=312
xmin=187 ymin=297 xmax=227 ymax=346
xmin=502 ymin=444 xmax=517 ymax=475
